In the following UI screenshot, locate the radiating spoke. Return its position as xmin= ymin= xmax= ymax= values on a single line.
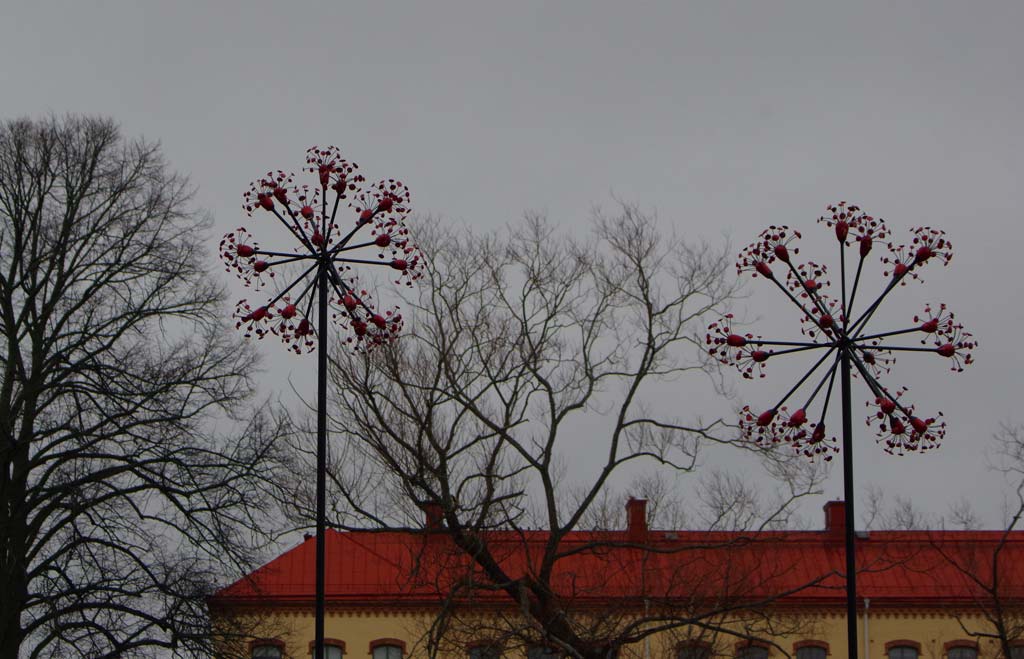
xmin=769 ymin=344 xmax=839 ymax=411
xmin=255 ymin=249 xmax=315 ymax=260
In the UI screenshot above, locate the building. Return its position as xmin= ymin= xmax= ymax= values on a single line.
xmin=210 ymin=501 xmax=1024 ymax=659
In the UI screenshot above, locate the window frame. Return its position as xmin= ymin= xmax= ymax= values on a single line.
xmin=885 ymin=641 xmax=922 ymax=659
xmin=250 ymin=639 xmax=285 ymax=659
xmin=308 ymin=639 xmax=347 ymax=658
xmin=944 ymin=640 xmax=979 ymax=659
xmin=793 ymin=641 xmax=829 ymax=659
xmin=677 ymin=643 xmax=713 ymax=659
xmin=369 ymin=638 xmax=406 ymax=659
xmin=467 ymin=642 xmax=503 ymax=659
xmin=734 ymin=641 xmax=770 ymax=659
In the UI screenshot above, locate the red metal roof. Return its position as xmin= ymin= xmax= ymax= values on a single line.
xmin=213 ymin=521 xmax=1024 ymax=608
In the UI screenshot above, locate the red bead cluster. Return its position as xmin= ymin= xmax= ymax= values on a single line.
xmin=219 ymin=228 xmax=273 ymax=289
xmin=864 ymin=388 xmax=945 ymax=455
xmin=816 ymin=201 xmax=889 ymax=254
xmin=882 ymin=226 xmax=953 ymax=284
xmin=221 ymin=146 xmax=422 ymax=353
xmin=719 ymin=203 xmax=973 ymax=460
xmin=736 ymin=225 xmax=801 ymax=279
xmin=739 ymin=405 xmax=837 ymax=460
xmin=706 ymin=315 xmax=770 ymax=379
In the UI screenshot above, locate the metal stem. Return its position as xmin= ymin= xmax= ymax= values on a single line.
xmin=749 ymin=339 xmax=827 ymax=348
xmin=315 ymin=260 xmax=327 ymax=659
xmin=841 ymin=344 xmax=858 ymax=659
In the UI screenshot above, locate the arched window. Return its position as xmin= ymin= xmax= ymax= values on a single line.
xmin=737 ymin=647 xmax=768 ymax=659
xmin=252 ymin=641 xmax=284 ymax=659
xmin=309 ymin=639 xmax=346 ymax=659
xmin=947 ymin=649 xmax=976 ymax=659
xmin=1011 ymin=645 xmax=1024 ymax=659
xmin=794 ymin=642 xmax=828 ymax=659
xmin=945 ymin=641 xmax=978 ymax=659
xmin=886 ymin=643 xmax=920 ymax=659
xmin=469 ymin=644 xmax=502 ymax=659
xmin=678 ymin=645 xmax=711 ymax=659
xmin=370 ymin=640 xmax=405 ymax=659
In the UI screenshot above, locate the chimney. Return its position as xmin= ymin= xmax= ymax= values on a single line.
xmin=824 ymin=500 xmax=846 ymax=534
xmin=626 ymin=498 xmax=648 ymax=542
xmin=422 ymin=502 xmax=444 ymax=530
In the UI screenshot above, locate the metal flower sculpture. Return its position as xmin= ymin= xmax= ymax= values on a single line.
xmin=221 ymin=148 xmax=420 ymax=353
xmin=708 ymin=202 xmax=975 ymax=657
xmin=219 ymin=147 xmax=421 ymax=659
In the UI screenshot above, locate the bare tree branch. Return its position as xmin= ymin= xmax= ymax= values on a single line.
xmin=0 ymin=116 xmax=288 ymax=658
xmin=282 ymin=208 xmax=829 ymax=659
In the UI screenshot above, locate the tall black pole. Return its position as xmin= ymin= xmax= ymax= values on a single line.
xmin=840 ymin=344 xmax=858 ymax=659
xmin=315 ymin=261 xmax=327 ymax=659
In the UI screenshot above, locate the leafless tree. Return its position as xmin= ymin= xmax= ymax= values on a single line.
xmin=301 ymin=209 xmax=830 ymax=659
xmin=933 ymin=424 xmax=1024 ymax=657
xmin=862 ymin=426 xmax=1024 ymax=658
xmin=0 ymin=116 xmax=287 ymax=657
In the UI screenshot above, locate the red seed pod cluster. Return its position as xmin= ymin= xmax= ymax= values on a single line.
xmin=932 ymin=324 xmax=976 ymax=372
xmin=225 ymin=146 xmax=421 ymax=353
xmin=863 ymin=389 xmax=945 ymax=454
xmin=883 ymin=227 xmax=953 ymax=284
xmin=853 ymin=342 xmax=895 ymax=378
xmin=305 ymin=146 xmax=361 ymax=194
xmin=737 ymin=225 xmax=801 ymax=278
xmin=739 ymin=405 xmax=838 ymax=460
xmin=243 ymin=171 xmax=296 ymax=216
xmin=817 ymin=201 xmax=862 ymax=244
xmin=267 ymin=297 xmax=316 ymax=354
xmin=797 ymin=291 xmax=841 ymax=341
xmin=388 ymin=253 xmax=424 ymax=287
xmin=786 ymin=261 xmax=830 ymax=299
xmin=234 ymin=300 xmax=274 ymax=339
xmin=816 ymin=201 xmax=890 ymax=252
xmin=219 ymin=228 xmax=274 ymax=289
xmin=914 ymin=303 xmax=956 ymax=342
xmin=355 ymin=179 xmax=412 ymax=221
xmin=909 ymin=226 xmax=953 ymax=267
xmin=706 ymin=316 xmax=771 ymax=378
xmin=730 ymin=203 xmax=972 ymax=464
xmin=329 ymin=287 xmax=404 ymax=351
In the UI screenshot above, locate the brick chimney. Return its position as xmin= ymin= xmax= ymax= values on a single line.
xmin=626 ymin=498 xmax=648 ymax=542
xmin=422 ymin=502 xmax=444 ymax=530
xmin=824 ymin=500 xmax=846 ymax=534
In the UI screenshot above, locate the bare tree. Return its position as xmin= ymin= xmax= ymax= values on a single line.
xmin=0 ymin=116 xmax=285 ymax=657
xmin=931 ymin=424 xmax=1024 ymax=657
xmin=305 ymin=209 xmax=829 ymax=659
xmin=861 ymin=426 xmax=1024 ymax=658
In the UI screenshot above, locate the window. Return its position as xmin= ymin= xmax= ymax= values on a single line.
xmin=253 ymin=645 xmax=283 ymax=659
xmin=737 ymin=648 xmax=768 ymax=659
xmin=947 ymin=649 xmax=976 ymax=659
xmin=372 ymin=644 xmax=403 ymax=659
xmin=469 ymin=645 xmax=502 ymax=659
xmin=888 ymin=647 xmax=919 ymax=659
xmin=1011 ymin=646 xmax=1024 ymax=659
xmin=796 ymin=646 xmax=827 ymax=659
xmin=678 ymin=646 xmax=711 ymax=659
xmin=527 ymin=645 xmax=561 ymax=659
xmin=309 ymin=639 xmax=346 ymax=658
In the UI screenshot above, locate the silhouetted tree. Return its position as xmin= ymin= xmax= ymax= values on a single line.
xmin=0 ymin=116 xmax=285 ymax=657
xmin=303 ymin=209 xmax=828 ymax=659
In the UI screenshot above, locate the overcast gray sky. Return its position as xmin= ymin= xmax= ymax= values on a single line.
xmin=4 ymin=1 xmax=1022 ymax=527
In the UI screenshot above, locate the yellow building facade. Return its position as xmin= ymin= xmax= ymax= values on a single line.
xmin=211 ymin=501 xmax=1024 ymax=659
